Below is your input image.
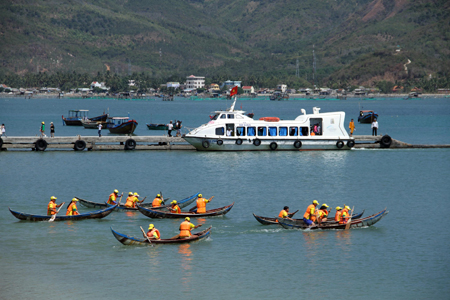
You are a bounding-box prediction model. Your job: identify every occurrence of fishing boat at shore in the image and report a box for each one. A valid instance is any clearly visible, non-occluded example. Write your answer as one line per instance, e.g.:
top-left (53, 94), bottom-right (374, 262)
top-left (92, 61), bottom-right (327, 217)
top-left (107, 117), bottom-right (138, 134)
top-left (184, 97), bottom-right (355, 151)
top-left (277, 209), bottom-right (388, 230)
top-left (146, 123), bottom-right (168, 130)
top-left (8, 204), bottom-right (117, 221)
top-left (252, 210), bottom-right (365, 225)
top-left (62, 110), bottom-right (108, 126)
top-left (111, 226), bottom-right (212, 245)
top-left (136, 203), bottom-right (234, 219)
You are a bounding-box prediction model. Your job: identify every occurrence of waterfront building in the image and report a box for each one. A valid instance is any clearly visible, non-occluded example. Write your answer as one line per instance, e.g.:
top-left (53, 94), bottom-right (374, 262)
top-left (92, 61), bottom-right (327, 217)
top-left (185, 75), bottom-right (205, 89)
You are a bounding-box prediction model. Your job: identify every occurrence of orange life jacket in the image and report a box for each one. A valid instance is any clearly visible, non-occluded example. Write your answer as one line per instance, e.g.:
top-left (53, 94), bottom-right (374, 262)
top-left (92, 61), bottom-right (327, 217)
top-left (152, 198), bottom-right (162, 207)
top-left (147, 229), bottom-right (161, 240)
top-left (125, 196), bottom-right (135, 208)
top-left (47, 201), bottom-right (56, 215)
top-left (179, 221), bottom-right (192, 237)
top-left (196, 198), bottom-right (208, 213)
top-left (335, 211), bottom-right (342, 222)
top-left (319, 209), bottom-right (328, 219)
top-left (171, 205), bottom-right (181, 214)
top-left (303, 204), bottom-right (316, 220)
top-left (66, 202), bottom-right (79, 216)
top-left (339, 209), bottom-right (349, 224)
top-left (107, 193), bottom-right (117, 204)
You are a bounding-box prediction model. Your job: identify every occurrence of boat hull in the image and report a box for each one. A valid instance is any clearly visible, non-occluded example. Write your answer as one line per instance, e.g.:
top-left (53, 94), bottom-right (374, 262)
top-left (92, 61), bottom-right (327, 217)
top-left (62, 118), bottom-right (83, 126)
top-left (111, 226), bottom-right (212, 245)
top-left (9, 205), bottom-right (117, 221)
top-left (184, 136), bottom-right (354, 151)
top-left (108, 121), bottom-right (138, 134)
top-left (137, 203), bottom-right (234, 219)
top-left (253, 210), bottom-right (365, 225)
top-left (146, 123), bottom-right (168, 130)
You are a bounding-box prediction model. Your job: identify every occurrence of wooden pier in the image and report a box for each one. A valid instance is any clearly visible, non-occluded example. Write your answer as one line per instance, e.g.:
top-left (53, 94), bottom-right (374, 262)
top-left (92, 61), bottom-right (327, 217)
top-left (0, 135), bottom-right (448, 151)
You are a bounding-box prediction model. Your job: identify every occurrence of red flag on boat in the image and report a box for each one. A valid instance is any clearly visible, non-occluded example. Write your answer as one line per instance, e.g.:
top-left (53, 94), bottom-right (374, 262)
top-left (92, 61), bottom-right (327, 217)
top-left (230, 86), bottom-right (238, 97)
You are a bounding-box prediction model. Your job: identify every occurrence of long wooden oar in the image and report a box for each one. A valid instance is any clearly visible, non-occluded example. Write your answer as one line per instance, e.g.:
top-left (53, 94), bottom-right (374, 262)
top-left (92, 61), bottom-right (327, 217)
top-left (140, 226), bottom-right (154, 247)
top-left (189, 196), bottom-right (214, 212)
top-left (288, 210), bottom-right (299, 218)
top-left (49, 202), bottom-right (65, 222)
top-left (345, 206), bottom-right (355, 230)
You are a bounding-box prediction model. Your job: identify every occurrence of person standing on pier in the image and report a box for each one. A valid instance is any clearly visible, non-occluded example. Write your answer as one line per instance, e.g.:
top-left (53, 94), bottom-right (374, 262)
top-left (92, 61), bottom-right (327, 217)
top-left (50, 122), bottom-right (55, 138)
top-left (349, 119), bottom-right (355, 137)
top-left (98, 122), bottom-right (102, 137)
top-left (40, 122), bottom-right (45, 137)
top-left (176, 120), bottom-right (182, 137)
top-left (371, 118), bottom-right (378, 136)
top-left (1, 124), bottom-right (6, 137)
top-left (167, 120), bottom-right (173, 137)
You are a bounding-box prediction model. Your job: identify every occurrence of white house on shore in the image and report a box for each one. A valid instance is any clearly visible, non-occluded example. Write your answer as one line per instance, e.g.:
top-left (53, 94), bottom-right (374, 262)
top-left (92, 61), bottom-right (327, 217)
top-left (185, 75), bottom-right (205, 89)
top-left (242, 86), bottom-right (255, 94)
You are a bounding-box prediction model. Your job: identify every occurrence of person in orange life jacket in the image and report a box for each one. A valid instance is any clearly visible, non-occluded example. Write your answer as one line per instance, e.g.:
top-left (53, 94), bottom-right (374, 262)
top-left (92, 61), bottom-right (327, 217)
top-left (179, 217), bottom-right (202, 238)
top-left (107, 189), bottom-right (122, 205)
top-left (152, 194), bottom-right (163, 207)
top-left (124, 192), bottom-right (141, 208)
top-left (335, 206), bottom-right (343, 222)
top-left (169, 200), bottom-right (181, 214)
top-left (196, 194), bottom-right (211, 213)
top-left (47, 196), bottom-right (63, 215)
top-left (303, 200), bottom-right (319, 226)
top-left (131, 193), bottom-right (144, 208)
top-left (339, 206), bottom-right (351, 224)
top-left (317, 204), bottom-right (330, 225)
top-left (66, 198), bottom-right (80, 216)
top-left (146, 224), bottom-right (160, 240)
top-left (276, 206), bottom-right (293, 222)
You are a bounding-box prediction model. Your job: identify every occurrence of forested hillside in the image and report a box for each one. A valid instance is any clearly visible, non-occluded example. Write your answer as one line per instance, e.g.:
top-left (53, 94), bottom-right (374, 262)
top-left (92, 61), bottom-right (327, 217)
top-left (0, 0), bottom-right (449, 88)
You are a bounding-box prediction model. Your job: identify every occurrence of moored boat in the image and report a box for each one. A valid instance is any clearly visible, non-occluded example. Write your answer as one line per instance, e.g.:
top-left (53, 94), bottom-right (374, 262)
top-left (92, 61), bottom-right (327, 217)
top-left (277, 209), bottom-right (388, 230)
top-left (137, 203), bottom-right (234, 219)
top-left (252, 210), bottom-right (365, 225)
top-left (8, 204), bottom-right (117, 221)
top-left (184, 97), bottom-right (355, 151)
top-left (111, 226), bottom-right (212, 245)
top-left (107, 117), bottom-right (138, 134)
top-left (358, 110), bottom-right (378, 123)
top-left (146, 123), bottom-right (169, 130)
top-left (62, 110), bottom-right (108, 126)
top-left (81, 119), bottom-right (109, 129)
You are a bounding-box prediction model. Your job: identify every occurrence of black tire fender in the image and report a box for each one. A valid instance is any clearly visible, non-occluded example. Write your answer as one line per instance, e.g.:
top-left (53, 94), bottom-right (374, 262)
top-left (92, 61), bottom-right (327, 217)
top-left (0, 137), bottom-right (3, 149)
top-left (270, 142), bottom-right (278, 150)
top-left (380, 135), bottom-right (392, 148)
top-left (253, 139), bottom-right (261, 146)
top-left (217, 139), bottom-right (223, 146)
top-left (125, 138), bottom-right (136, 150)
top-left (236, 138), bottom-right (243, 145)
top-left (202, 140), bottom-right (210, 149)
top-left (294, 140), bottom-right (302, 149)
top-left (336, 141), bottom-right (344, 149)
top-left (35, 139), bottom-right (48, 151)
top-left (74, 140), bottom-right (86, 151)
top-left (347, 140), bottom-right (355, 148)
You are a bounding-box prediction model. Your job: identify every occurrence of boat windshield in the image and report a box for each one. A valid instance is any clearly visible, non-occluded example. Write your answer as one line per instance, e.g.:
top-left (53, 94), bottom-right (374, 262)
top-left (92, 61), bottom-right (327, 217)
top-left (211, 113), bottom-right (220, 120)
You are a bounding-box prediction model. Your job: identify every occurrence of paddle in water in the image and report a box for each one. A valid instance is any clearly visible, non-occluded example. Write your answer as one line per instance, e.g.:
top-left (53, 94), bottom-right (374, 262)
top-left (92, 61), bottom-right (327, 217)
top-left (140, 226), bottom-right (154, 247)
top-left (49, 202), bottom-right (65, 222)
top-left (345, 206), bottom-right (355, 230)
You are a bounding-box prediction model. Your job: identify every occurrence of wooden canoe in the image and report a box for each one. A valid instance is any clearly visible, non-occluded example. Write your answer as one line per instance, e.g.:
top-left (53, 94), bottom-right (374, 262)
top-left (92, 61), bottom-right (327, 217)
top-left (137, 203), bottom-right (234, 219)
top-left (277, 209), bottom-right (388, 230)
top-left (77, 193), bottom-right (197, 211)
top-left (252, 210), bottom-right (365, 225)
top-left (9, 204), bottom-right (117, 222)
top-left (111, 226), bottom-right (212, 245)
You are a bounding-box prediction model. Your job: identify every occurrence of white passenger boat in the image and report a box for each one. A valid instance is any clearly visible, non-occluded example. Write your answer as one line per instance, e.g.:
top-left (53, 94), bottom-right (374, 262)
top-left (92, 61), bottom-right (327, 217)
top-left (184, 97), bottom-right (355, 151)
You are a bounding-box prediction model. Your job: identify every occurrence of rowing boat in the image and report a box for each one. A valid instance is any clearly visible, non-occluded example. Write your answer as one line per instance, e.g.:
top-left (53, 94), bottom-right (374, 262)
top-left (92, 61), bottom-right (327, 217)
top-left (137, 203), bottom-right (234, 219)
top-left (277, 209), bottom-right (388, 230)
top-left (8, 204), bottom-right (117, 222)
top-left (111, 226), bottom-right (212, 245)
top-left (76, 193), bottom-right (197, 211)
top-left (252, 210), bottom-right (365, 225)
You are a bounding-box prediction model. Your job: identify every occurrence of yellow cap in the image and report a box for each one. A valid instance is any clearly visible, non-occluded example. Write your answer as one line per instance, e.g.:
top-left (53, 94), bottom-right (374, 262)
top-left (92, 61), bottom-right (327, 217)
top-left (129, 192), bottom-right (133, 195)
top-left (198, 194), bottom-right (202, 198)
top-left (134, 193), bottom-right (139, 197)
top-left (157, 194), bottom-right (161, 198)
top-left (185, 217), bottom-right (190, 221)
top-left (322, 203), bottom-right (329, 208)
top-left (114, 189), bottom-right (119, 194)
top-left (72, 198), bottom-right (78, 202)
top-left (345, 206), bottom-right (351, 210)
top-left (42, 122), bottom-right (45, 124)
top-left (335, 206), bottom-right (342, 211)
top-left (148, 224), bottom-right (154, 230)
top-left (171, 200), bottom-right (177, 204)
top-left (50, 196), bottom-right (57, 200)
top-left (313, 200), bottom-right (319, 205)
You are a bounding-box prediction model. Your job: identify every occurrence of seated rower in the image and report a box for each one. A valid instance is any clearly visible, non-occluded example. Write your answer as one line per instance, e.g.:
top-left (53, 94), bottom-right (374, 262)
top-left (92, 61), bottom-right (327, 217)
top-left (303, 200), bottom-right (319, 227)
top-left (146, 224), bottom-right (160, 240)
top-left (152, 194), bottom-right (163, 207)
top-left (317, 204), bottom-right (330, 225)
top-left (66, 198), bottom-right (80, 216)
top-left (339, 205), bottom-right (351, 224)
top-left (124, 192), bottom-right (135, 208)
top-left (179, 217), bottom-right (202, 239)
top-left (196, 193), bottom-right (211, 213)
top-left (169, 200), bottom-right (181, 214)
top-left (276, 206), bottom-right (293, 222)
top-left (335, 206), bottom-right (343, 222)
top-left (107, 189), bottom-right (122, 205)
top-left (47, 196), bottom-right (63, 216)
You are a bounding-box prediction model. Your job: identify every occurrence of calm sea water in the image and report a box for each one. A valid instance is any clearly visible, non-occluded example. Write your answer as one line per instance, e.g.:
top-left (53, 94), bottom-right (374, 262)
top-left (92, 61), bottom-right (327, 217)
top-left (1, 97), bottom-right (449, 300)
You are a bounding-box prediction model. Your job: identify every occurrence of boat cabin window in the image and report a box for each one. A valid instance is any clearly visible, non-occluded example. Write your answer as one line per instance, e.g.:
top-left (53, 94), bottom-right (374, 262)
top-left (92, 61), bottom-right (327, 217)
top-left (310, 118), bottom-right (322, 136)
top-left (300, 127), bottom-right (309, 136)
top-left (279, 127), bottom-right (287, 136)
top-left (269, 127), bottom-right (277, 136)
top-left (289, 127), bottom-right (298, 136)
top-left (247, 127), bottom-right (256, 136)
top-left (220, 114), bottom-right (226, 119)
top-left (236, 127), bottom-right (245, 136)
top-left (226, 124), bottom-right (235, 136)
top-left (227, 114), bottom-right (234, 119)
top-left (258, 127), bottom-right (267, 136)
top-left (215, 127), bottom-right (224, 135)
